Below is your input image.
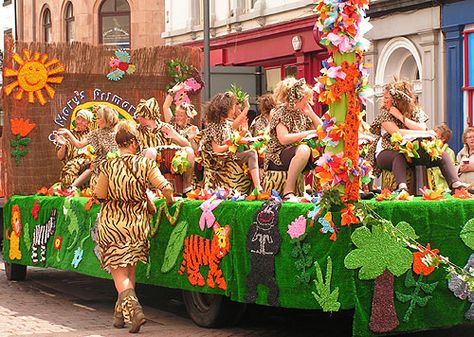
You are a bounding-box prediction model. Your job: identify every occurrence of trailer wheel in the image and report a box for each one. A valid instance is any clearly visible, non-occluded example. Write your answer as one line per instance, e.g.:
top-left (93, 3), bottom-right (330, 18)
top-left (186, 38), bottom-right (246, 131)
top-left (4, 262), bottom-right (27, 281)
top-left (182, 290), bottom-right (246, 328)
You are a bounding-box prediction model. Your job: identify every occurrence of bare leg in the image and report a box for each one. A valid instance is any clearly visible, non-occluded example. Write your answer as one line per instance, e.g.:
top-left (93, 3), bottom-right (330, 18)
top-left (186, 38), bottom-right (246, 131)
top-left (142, 147), bottom-right (157, 161)
top-left (71, 168), bottom-right (92, 189)
top-left (283, 145), bottom-right (311, 195)
top-left (183, 147), bottom-right (195, 192)
top-left (128, 265), bottom-right (136, 289)
top-left (110, 266), bottom-right (134, 293)
top-left (249, 168), bottom-right (262, 191)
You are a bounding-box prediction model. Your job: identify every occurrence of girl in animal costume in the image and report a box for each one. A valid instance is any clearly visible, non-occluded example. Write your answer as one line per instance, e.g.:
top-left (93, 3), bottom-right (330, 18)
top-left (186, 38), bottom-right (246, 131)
top-left (202, 92), bottom-right (263, 191)
top-left (367, 79), bottom-right (466, 193)
top-left (264, 78), bottom-right (322, 200)
top-left (94, 120), bottom-right (174, 333)
top-left (57, 105), bottom-right (119, 189)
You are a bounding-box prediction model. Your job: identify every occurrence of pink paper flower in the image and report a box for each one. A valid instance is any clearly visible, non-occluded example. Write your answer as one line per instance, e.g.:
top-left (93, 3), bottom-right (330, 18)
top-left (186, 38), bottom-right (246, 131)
top-left (287, 215), bottom-right (307, 239)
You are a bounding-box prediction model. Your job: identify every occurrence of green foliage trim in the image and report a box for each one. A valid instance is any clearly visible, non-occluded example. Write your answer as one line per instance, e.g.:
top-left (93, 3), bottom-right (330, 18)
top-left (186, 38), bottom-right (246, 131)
top-left (312, 256), bottom-right (341, 312)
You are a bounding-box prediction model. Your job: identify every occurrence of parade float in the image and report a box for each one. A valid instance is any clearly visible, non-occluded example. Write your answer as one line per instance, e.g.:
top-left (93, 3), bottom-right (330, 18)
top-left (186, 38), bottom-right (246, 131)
top-left (2, 1), bottom-right (474, 336)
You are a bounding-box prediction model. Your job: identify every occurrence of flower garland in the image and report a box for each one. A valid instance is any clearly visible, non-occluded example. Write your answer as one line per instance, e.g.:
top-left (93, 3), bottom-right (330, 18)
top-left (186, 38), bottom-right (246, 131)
top-left (314, 0), bottom-right (373, 204)
top-left (315, 0), bottom-right (372, 54)
top-left (390, 132), bottom-right (447, 162)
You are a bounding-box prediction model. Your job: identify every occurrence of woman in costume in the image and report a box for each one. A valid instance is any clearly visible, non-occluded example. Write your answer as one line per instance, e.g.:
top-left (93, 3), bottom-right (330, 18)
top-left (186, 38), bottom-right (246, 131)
top-left (264, 77), bottom-right (322, 200)
top-left (135, 97), bottom-right (195, 194)
top-left (456, 127), bottom-right (474, 186)
top-left (368, 79), bottom-right (466, 193)
top-left (54, 109), bottom-right (93, 188)
top-left (57, 105), bottom-right (119, 189)
top-left (94, 120), bottom-right (174, 333)
top-left (163, 88), bottom-right (200, 149)
top-left (202, 92), bottom-right (262, 191)
top-left (249, 93), bottom-right (276, 137)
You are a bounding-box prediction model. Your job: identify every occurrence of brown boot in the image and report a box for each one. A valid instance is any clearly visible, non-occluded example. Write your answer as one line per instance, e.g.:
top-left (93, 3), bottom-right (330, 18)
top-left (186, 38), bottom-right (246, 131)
top-left (120, 288), bottom-right (146, 333)
top-left (113, 297), bottom-right (125, 328)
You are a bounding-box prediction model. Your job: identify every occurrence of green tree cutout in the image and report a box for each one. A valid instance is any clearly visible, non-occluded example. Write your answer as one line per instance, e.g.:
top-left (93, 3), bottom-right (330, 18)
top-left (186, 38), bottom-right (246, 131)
top-left (312, 256), bottom-right (340, 312)
top-left (344, 225), bottom-right (413, 333)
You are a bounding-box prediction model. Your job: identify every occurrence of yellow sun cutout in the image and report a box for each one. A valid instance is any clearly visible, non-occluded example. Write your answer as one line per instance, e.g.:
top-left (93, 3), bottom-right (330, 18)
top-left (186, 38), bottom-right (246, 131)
top-left (3, 49), bottom-right (65, 106)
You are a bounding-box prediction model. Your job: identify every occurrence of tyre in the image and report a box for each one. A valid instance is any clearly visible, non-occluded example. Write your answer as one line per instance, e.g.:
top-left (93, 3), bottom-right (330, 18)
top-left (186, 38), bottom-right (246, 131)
top-left (182, 290), bottom-right (246, 328)
top-left (4, 262), bottom-right (27, 281)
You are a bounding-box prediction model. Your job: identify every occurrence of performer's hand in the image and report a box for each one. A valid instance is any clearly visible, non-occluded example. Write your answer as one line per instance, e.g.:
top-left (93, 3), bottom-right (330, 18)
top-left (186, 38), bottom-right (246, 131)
top-left (243, 95), bottom-right (250, 110)
top-left (54, 133), bottom-right (67, 146)
top-left (188, 126), bottom-right (199, 140)
top-left (460, 164), bottom-right (474, 173)
top-left (56, 128), bottom-right (70, 137)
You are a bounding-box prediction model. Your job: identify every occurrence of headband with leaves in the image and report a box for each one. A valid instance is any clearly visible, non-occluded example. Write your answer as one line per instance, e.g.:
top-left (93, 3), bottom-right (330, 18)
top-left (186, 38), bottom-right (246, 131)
top-left (289, 78), bottom-right (307, 109)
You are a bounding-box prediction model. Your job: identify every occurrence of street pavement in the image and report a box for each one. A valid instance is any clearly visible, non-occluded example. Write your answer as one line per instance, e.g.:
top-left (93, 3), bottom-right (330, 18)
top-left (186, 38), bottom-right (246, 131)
top-left (0, 255), bottom-right (473, 337)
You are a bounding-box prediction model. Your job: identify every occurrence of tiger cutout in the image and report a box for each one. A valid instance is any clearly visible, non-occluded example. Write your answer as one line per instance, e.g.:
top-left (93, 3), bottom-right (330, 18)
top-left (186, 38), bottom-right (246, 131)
top-left (178, 222), bottom-right (231, 290)
top-left (7, 205), bottom-right (22, 260)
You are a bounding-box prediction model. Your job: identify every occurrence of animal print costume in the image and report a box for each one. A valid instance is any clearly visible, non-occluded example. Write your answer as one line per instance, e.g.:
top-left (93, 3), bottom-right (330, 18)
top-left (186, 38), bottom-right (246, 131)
top-left (58, 129), bottom-right (90, 187)
top-left (95, 154), bottom-right (170, 269)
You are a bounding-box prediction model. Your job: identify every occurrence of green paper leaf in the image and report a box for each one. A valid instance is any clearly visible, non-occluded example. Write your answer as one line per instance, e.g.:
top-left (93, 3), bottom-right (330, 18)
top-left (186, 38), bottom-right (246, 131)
top-left (460, 218), bottom-right (474, 250)
top-left (291, 246), bottom-right (299, 258)
top-left (18, 137), bottom-right (31, 146)
top-left (396, 221), bottom-right (419, 241)
top-left (23, 222), bottom-right (31, 249)
top-left (420, 281), bottom-right (438, 294)
top-left (396, 291), bottom-right (412, 303)
top-left (312, 257), bottom-right (341, 312)
top-left (161, 220), bottom-right (189, 273)
top-left (414, 295), bottom-right (431, 307)
top-left (302, 243), bottom-right (311, 254)
top-left (405, 271), bottom-right (416, 288)
top-left (10, 138), bottom-right (19, 147)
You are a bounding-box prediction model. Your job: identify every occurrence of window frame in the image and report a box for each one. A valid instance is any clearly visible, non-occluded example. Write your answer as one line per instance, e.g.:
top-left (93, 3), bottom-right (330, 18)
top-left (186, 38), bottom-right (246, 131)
top-left (42, 7), bottom-right (52, 43)
top-left (99, 0), bottom-right (131, 49)
top-left (463, 29), bottom-right (474, 126)
top-left (65, 1), bottom-right (74, 43)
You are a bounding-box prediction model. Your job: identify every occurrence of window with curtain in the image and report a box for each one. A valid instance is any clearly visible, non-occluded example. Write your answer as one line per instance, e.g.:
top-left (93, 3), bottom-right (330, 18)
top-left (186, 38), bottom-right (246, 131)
top-left (43, 8), bottom-right (52, 43)
top-left (99, 0), bottom-right (131, 49)
top-left (65, 2), bottom-right (75, 43)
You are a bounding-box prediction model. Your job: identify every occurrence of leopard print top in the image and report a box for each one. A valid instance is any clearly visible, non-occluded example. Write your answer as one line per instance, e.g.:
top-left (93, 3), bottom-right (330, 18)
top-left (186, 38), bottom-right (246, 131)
top-left (264, 105), bottom-right (313, 169)
top-left (367, 107), bottom-right (429, 177)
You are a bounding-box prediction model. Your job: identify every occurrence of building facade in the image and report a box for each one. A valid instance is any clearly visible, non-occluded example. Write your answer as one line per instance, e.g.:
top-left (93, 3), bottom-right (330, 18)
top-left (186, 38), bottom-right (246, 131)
top-left (366, 1), bottom-right (444, 130)
top-left (16, 0), bottom-right (165, 48)
top-left (442, 0), bottom-right (474, 152)
top-left (1, 0), bottom-right (15, 86)
top-left (163, 1), bottom-right (446, 135)
top-left (163, 0), bottom-right (326, 93)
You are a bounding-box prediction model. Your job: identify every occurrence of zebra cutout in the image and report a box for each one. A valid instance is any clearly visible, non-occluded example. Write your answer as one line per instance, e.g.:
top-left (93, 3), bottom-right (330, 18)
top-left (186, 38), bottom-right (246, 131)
top-left (31, 208), bottom-right (57, 264)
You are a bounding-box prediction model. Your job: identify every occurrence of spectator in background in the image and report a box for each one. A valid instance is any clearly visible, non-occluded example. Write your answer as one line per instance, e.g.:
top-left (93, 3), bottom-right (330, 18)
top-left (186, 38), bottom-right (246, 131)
top-left (428, 123), bottom-right (456, 191)
top-left (456, 127), bottom-right (474, 186)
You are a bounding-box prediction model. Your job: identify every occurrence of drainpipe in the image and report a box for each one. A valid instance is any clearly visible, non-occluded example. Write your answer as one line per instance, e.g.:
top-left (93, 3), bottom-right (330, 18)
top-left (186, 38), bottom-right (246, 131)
top-left (32, 0), bottom-right (36, 42)
top-left (203, 0), bottom-right (210, 103)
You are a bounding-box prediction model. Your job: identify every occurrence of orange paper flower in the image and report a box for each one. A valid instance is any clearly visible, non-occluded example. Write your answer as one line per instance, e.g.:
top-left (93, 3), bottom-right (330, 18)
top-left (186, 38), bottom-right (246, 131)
top-left (413, 244), bottom-right (440, 276)
top-left (341, 203), bottom-right (359, 226)
top-left (11, 118), bottom-right (36, 137)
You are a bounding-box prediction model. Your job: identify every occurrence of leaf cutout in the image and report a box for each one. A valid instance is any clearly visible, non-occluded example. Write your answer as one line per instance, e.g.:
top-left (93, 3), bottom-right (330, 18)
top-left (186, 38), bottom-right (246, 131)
top-left (161, 220), bottom-right (188, 273)
top-left (460, 218), bottom-right (474, 250)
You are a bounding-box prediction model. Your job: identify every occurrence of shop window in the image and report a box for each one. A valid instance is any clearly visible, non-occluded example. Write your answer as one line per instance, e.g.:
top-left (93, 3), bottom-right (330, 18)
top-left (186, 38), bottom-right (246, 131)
top-left (99, 0), bottom-right (131, 49)
top-left (65, 2), bottom-right (74, 43)
top-left (285, 65), bottom-right (298, 78)
top-left (464, 30), bottom-right (474, 125)
top-left (265, 67), bottom-right (281, 92)
top-left (42, 8), bottom-right (52, 43)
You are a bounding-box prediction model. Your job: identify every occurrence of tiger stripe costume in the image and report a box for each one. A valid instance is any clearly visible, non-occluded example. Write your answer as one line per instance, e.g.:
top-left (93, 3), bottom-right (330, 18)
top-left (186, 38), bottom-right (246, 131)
top-left (58, 130), bottom-right (90, 187)
top-left (178, 223), bottom-right (230, 290)
top-left (200, 122), bottom-right (252, 194)
top-left (95, 154), bottom-right (169, 269)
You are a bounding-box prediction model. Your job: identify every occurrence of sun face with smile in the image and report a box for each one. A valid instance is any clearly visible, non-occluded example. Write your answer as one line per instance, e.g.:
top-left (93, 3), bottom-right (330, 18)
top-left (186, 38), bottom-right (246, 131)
top-left (4, 49), bottom-right (65, 106)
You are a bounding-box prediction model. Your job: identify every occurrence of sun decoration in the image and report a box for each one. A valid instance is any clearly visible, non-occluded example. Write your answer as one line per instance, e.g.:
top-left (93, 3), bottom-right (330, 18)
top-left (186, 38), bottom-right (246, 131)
top-left (3, 49), bottom-right (65, 106)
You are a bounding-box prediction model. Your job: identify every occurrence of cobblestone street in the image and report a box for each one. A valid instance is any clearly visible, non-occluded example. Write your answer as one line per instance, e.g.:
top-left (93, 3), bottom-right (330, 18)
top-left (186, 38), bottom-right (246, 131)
top-left (0, 256), bottom-right (473, 337)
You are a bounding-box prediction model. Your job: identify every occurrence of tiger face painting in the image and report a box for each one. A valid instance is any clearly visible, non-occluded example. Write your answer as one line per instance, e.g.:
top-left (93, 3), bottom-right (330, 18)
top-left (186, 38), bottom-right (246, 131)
top-left (178, 222), bottom-right (231, 290)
